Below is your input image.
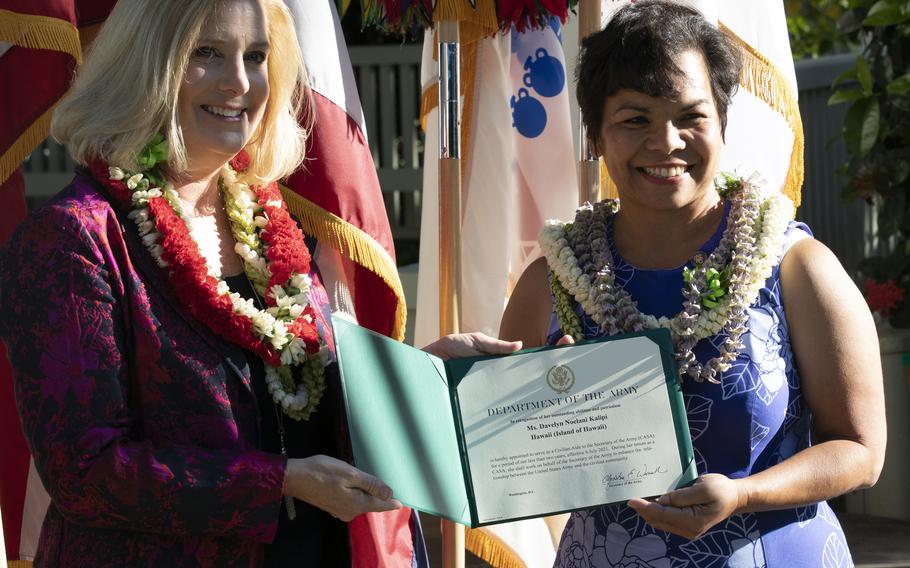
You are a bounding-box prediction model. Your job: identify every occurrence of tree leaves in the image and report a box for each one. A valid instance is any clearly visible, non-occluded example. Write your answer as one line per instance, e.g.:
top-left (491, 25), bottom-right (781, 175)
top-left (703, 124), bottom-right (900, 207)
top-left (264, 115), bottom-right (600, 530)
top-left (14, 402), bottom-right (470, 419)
top-left (863, 0), bottom-right (910, 26)
top-left (828, 0), bottom-right (910, 328)
top-left (843, 97), bottom-right (880, 156)
top-left (828, 88), bottom-right (865, 105)
top-left (786, 0), bottom-right (856, 59)
top-left (855, 55), bottom-right (873, 94)
top-left (888, 73), bottom-right (910, 95)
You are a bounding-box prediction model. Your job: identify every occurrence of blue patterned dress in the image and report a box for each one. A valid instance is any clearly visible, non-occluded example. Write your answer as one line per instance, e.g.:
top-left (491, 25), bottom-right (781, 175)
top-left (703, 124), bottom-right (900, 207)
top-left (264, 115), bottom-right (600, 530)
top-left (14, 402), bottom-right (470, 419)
top-left (549, 210), bottom-right (854, 568)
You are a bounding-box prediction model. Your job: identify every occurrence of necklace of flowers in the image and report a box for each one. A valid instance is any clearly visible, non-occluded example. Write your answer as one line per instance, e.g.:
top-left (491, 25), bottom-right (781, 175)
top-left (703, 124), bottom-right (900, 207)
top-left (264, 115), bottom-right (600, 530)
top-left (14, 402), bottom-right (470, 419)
top-left (540, 174), bottom-right (794, 383)
top-left (92, 136), bottom-right (326, 420)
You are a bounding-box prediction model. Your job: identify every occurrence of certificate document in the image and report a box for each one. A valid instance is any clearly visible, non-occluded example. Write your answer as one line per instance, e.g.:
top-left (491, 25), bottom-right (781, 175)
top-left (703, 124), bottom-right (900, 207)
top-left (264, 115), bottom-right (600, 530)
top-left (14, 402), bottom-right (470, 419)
top-left (333, 317), bottom-right (696, 528)
top-left (454, 336), bottom-right (695, 524)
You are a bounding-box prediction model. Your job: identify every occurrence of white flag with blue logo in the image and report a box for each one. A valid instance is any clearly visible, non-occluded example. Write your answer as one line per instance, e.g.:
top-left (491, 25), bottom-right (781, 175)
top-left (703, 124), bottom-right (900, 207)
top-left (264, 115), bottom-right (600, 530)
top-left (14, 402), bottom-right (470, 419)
top-left (416, 19), bottom-right (577, 346)
top-left (508, 19), bottom-right (578, 291)
top-left (415, 17), bottom-right (577, 568)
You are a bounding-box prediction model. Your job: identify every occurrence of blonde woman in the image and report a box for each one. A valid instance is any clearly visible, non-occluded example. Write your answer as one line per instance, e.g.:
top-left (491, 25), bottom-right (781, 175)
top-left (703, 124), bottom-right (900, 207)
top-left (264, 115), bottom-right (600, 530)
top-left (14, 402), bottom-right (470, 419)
top-left (0, 0), bottom-right (515, 565)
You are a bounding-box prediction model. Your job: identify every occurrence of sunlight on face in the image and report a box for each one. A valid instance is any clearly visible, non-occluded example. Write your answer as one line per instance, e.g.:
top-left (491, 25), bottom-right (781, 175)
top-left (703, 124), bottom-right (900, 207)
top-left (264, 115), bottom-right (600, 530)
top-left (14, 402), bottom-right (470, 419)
top-left (597, 50), bottom-right (724, 214)
top-left (178, 0), bottom-right (270, 175)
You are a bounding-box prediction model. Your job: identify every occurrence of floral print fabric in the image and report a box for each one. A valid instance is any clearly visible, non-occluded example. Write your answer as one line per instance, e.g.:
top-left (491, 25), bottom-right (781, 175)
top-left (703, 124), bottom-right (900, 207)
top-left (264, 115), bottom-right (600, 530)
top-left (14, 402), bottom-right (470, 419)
top-left (0, 172), bottom-right (290, 567)
top-left (549, 216), bottom-right (854, 568)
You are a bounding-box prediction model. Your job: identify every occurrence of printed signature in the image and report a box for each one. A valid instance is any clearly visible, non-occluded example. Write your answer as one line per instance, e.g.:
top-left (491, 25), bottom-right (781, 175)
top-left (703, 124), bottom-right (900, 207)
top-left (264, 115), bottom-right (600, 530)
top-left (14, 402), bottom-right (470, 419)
top-left (601, 464), bottom-right (668, 485)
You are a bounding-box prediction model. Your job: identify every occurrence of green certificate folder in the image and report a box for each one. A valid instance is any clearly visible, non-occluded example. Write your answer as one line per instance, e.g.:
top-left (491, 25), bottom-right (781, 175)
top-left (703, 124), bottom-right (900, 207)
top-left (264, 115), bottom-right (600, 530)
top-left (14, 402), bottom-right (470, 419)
top-left (332, 316), bottom-right (696, 528)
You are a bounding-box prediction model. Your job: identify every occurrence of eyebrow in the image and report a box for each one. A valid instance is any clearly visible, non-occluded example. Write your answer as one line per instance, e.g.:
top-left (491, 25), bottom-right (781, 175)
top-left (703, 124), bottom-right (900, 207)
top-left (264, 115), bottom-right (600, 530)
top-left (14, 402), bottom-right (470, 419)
top-left (197, 38), bottom-right (270, 50)
top-left (613, 98), bottom-right (713, 114)
top-left (680, 99), bottom-right (713, 110)
top-left (614, 103), bottom-right (651, 114)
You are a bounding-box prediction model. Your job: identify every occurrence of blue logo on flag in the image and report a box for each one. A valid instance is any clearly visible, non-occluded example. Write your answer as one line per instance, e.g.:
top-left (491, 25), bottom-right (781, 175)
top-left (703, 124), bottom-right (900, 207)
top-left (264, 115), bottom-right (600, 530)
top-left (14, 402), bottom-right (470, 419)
top-left (510, 19), bottom-right (566, 139)
top-left (511, 88), bottom-right (547, 138)
top-left (522, 48), bottom-right (565, 98)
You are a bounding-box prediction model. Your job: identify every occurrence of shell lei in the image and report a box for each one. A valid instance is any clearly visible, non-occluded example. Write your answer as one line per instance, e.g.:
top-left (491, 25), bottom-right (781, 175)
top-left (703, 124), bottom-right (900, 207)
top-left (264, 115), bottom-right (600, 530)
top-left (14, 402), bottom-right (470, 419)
top-left (99, 153), bottom-right (327, 420)
top-left (540, 176), bottom-right (794, 383)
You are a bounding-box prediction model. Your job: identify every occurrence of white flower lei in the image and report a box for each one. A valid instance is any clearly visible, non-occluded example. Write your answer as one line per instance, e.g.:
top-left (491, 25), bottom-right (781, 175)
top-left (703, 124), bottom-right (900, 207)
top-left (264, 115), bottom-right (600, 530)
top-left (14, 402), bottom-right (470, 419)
top-left (110, 164), bottom-right (328, 419)
top-left (540, 176), bottom-right (794, 383)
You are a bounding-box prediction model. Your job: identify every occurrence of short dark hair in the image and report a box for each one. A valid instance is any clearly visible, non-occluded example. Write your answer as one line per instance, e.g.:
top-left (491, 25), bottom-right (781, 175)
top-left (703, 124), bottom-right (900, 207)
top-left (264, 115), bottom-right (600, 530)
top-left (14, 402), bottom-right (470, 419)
top-left (576, 0), bottom-right (741, 145)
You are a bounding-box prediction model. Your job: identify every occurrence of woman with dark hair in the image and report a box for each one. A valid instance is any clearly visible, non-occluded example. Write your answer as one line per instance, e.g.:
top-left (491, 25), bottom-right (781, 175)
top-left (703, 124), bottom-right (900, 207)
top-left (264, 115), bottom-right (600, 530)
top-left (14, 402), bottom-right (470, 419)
top-left (502, 1), bottom-right (885, 565)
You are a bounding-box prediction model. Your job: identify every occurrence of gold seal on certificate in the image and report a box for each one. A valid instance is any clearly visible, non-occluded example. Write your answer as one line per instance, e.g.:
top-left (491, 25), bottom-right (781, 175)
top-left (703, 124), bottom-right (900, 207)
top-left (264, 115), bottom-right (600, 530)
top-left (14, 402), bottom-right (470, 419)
top-left (333, 316), bottom-right (696, 528)
top-left (546, 364), bottom-right (575, 394)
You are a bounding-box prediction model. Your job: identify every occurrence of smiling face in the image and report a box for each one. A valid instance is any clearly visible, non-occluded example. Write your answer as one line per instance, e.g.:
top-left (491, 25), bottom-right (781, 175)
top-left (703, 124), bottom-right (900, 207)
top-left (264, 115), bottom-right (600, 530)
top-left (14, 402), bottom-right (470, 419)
top-left (177, 0), bottom-right (270, 176)
top-left (596, 50), bottom-right (724, 214)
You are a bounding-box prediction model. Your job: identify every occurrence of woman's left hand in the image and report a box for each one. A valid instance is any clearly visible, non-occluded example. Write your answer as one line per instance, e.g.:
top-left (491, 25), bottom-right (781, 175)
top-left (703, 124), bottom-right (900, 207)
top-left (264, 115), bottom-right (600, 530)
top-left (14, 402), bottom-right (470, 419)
top-left (422, 332), bottom-right (522, 360)
top-left (627, 474), bottom-right (744, 540)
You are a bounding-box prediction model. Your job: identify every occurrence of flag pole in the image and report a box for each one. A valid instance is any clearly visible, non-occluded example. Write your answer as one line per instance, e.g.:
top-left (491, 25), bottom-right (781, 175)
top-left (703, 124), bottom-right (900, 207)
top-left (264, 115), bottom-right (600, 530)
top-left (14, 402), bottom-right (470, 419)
top-left (437, 18), bottom-right (466, 568)
top-left (577, 0), bottom-right (601, 205)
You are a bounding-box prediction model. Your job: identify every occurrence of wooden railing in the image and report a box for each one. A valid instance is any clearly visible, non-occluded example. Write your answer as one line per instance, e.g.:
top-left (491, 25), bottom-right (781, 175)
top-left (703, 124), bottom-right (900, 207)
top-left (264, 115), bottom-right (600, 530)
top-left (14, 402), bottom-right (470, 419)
top-left (350, 44), bottom-right (424, 264)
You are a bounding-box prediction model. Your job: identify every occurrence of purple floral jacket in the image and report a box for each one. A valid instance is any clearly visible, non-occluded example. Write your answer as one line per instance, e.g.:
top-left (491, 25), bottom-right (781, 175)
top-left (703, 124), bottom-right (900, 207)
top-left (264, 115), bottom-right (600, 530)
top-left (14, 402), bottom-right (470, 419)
top-left (0, 171), bottom-right (288, 567)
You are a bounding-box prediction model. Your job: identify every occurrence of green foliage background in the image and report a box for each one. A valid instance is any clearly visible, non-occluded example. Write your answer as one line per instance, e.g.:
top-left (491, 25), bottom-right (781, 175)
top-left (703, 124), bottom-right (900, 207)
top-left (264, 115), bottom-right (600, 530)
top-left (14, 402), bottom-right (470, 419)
top-left (791, 0), bottom-right (910, 324)
top-left (785, 0), bottom-right (856, 58)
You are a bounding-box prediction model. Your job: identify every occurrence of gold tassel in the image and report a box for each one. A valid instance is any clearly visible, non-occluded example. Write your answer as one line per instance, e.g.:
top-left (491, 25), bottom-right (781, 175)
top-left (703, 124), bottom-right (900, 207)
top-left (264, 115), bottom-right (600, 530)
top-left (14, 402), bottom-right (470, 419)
top-left (0, 9), bottom-right (83, 186)
top-left (0, 103), bottom-right (55, 187)
top-left (465, 527), bottom-right (528, 568)
top-left (9, 561), bottom-right (34, 568)
top-left (471, 0), bottom-right (498, 33)
top-left (0, 9), bottom-right (82, 64)
top-left (719, 22), bottom-right (804, 209)
top-left (279, 187), bottom-right (407, 342)
top-left (457, 17), bottom-right (498, 44)
top-left (433, 0), bottom-right (497, 34)
top-left (432, 0), bottom-right (461, 22)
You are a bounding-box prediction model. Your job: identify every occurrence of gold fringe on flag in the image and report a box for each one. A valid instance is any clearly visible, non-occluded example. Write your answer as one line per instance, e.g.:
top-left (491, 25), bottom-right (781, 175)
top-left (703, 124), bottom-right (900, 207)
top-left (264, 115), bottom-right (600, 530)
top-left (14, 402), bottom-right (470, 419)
top-left (466, 527), bottom-right (528, 568)
top-left (279, 186), bottom-right (407, 342)
top-left (0, 9), bottom-right (82, 186)
top-left (0, 9), bottom-right (81, 64)
top-left (719, 22), bottom-right (804, 209)
top-left (9, 561), bottom-right (33, 568)
top-left (433, 0), bottom-right (498, 36)
top-left (0, 103), bottom-right (55, 188)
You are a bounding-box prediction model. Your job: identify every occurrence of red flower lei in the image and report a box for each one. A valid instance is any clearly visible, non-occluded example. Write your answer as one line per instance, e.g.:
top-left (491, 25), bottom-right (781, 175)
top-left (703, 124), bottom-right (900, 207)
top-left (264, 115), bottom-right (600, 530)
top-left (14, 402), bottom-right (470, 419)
top-left (89, 156), bottom-right (321, 367)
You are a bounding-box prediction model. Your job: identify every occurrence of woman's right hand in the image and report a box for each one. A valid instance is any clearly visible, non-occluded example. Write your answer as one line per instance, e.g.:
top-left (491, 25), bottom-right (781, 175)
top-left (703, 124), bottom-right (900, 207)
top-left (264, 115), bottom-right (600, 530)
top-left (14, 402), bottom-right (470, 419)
top-left (284, 455), bottom-right (401, 521)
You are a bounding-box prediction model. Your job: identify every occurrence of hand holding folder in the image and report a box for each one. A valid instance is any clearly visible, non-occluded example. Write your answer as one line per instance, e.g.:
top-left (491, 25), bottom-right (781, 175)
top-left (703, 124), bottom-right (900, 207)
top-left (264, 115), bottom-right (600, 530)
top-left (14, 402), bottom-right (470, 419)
top-left (333, 316), bottom-right (696, 528)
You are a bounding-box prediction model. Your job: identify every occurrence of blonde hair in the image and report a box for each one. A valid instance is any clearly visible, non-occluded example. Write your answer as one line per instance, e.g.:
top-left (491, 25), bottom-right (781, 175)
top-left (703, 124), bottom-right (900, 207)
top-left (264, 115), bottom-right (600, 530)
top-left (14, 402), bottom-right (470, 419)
top-left (51, 0), bottom-right (310, 184)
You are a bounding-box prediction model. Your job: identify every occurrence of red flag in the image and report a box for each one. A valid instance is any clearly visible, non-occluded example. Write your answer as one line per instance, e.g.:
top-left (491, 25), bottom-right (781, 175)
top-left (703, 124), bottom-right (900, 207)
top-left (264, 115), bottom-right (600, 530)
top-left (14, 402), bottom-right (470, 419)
top-left (0, 2), bottom-right (115, 561)
top-left (0, 172), bottom-right (29, 562)
top-left (284, 92), bottom-right (405, 340)
top-left (280, 1), bottom-right (413, 565)
top-left (279, 1), bottom-right (406, 341)
top-left (0, 4), bottom-right (81, 561)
